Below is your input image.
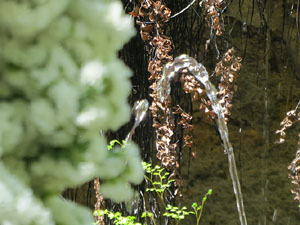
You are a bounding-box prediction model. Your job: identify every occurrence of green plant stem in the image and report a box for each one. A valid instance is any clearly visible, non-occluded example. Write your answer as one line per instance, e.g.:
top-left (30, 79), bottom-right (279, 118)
top-left (144, 174), bottom-right (174, 225)
top-left (193, 191), bottom-right (211, 225)
top-left (197, 203), bottom-right (204, 225)
top-left (149, 214), bottom-right (157, 225)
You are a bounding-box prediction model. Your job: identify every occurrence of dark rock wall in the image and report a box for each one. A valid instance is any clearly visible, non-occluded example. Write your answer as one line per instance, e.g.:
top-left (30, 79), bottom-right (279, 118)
top-left (179, 1), bottom-right (300, 224)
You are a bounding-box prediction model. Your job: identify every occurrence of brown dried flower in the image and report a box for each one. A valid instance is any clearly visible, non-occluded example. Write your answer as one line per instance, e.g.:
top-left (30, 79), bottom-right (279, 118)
top-left (174, 105), bottom-right (194, 149)
top-left (276, 101), bottom-right (300, 204)
top-left (215, 48), bottom-right (242, 123)
top-left (201, 0), bottom-right (224, 35)
top-left (288, 134), bottom-right (300, 202)
top-left (134, 0), bottom-right (177, 170)
top-left (276, 103), bottom-right (300, 144)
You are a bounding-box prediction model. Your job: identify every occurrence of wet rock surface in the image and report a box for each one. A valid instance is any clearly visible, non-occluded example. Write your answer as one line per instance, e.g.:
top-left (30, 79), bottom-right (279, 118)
top-left (179, 7), bottom-right (300, 223)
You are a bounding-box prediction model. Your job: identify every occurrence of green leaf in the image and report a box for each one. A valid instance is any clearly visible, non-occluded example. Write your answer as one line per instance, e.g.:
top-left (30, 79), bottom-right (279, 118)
top-left (152, 181), bottom-right (161, 185)
top-left (107, 139), bottom-right (123, 150)
top-left (172, 215), bottom-right (178, 219)
top-left (208, 189), bottom-right (213, 195)
top-left (166, 204), bottom-right (172, 209)
top-left (146, 188), bottom-right (156, 192)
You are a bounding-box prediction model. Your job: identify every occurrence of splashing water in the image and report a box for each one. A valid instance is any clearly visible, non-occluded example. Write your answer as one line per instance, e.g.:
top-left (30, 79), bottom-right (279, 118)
top-left (157, 55), bottom-right (248, 225)
top-left (125, 99), bottom-right (149, 142)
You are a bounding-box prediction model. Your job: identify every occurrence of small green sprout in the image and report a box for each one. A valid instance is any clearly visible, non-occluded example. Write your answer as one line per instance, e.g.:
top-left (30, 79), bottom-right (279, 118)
top-left (142, 212), bottom-right (156, 225)
top-left (163, 204), bottom-right (194, 225)
top-left (94, 209), bottom-right (141, 225)
top-left (191, 189), bottom-right (213, 225)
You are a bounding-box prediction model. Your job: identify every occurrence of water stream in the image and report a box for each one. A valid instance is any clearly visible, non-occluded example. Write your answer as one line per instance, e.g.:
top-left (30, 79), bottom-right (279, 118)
top-left (125, 99), bottom-right (149, 214)
top-left (125, 99), bottom-right (149, 142)
top-left (157, 55), bottom-right (248, 225)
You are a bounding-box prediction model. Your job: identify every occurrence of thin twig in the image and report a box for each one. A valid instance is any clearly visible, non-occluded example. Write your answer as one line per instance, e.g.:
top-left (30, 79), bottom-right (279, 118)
top-left (170, 0), bottom-right (197, 19)
top-left (295, 100), bottom-right (300, 111)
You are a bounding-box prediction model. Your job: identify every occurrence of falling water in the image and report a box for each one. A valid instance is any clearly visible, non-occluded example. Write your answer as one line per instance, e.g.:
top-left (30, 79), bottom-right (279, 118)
top-left (157, 55), bottom-right (248, 225)
top-left (125, 99), bottom-right (149, 142)
top-left (125, 99), bottom-right (149, 214)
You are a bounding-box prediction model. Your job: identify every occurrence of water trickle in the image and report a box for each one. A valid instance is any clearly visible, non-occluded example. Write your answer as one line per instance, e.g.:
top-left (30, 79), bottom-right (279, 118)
top-left (125, 99), bottom-right (149, 142)
top-left (125, 99), bottom-right (149, 214)
top-left (157, 55), bottom-right (248, 225)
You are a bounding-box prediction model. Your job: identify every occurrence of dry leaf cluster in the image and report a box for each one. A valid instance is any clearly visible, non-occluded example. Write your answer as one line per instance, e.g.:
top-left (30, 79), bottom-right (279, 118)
top-left (276, 109), bottom-right (300, 144)
top-left (288, 134), bottom-right (300, 202)
top-left (181, 72), bottom-right (206, 102)
top-left (215, 48), bottom-right (242, 123)
top-left (174, 105), bottom-right (194, 149)
top-left (276, 103), bottom-right (300, 203)
top-left (181, 48), bottom-right (241, 124)
top-left (181, 71), bottom-right (215, 120)
top-left (131, 0), bottom-right (177, 170)
top-left (200, 0), bottom-right (224, 35)
top-left (180, 73), bottom-right (206, 151)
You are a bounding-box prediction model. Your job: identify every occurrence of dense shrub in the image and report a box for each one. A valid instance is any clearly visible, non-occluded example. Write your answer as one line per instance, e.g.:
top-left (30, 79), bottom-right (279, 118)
top-left (0, 0), bottom-right (143, 224)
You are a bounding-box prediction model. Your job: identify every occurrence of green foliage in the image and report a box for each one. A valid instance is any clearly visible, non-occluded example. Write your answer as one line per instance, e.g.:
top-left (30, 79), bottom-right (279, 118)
top-left (163, 204), bottom-right (194, 225)
top-left (142, 162), bottom-right (175, 197)
top-left (141, 212), bottom-right (156, 225)
top-left (191, 189), bottom-right (213, 225)
top-left (95, 160), bottom-right (212, 225)
top-left (0, 0), bottom-right (140, 224)
top-left (94, 210), bottom-right (141, 225)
